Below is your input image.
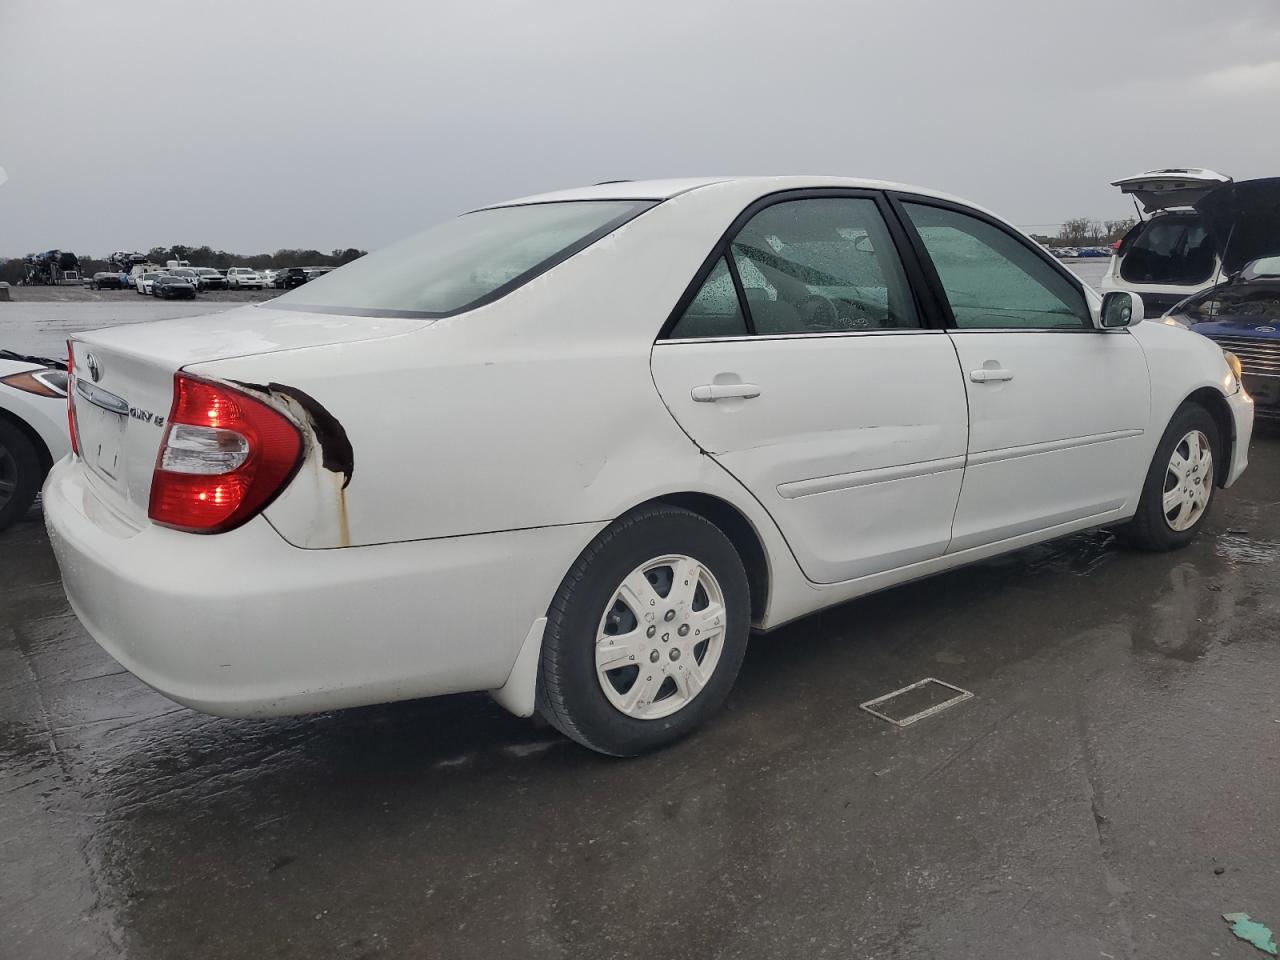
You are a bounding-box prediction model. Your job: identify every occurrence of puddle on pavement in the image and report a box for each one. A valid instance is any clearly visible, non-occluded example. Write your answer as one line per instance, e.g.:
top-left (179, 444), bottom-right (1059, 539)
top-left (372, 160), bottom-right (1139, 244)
top-left (1215, 532), bottom-right (1280, 565)
top-left (980, 529), bottom-right (1117, 579)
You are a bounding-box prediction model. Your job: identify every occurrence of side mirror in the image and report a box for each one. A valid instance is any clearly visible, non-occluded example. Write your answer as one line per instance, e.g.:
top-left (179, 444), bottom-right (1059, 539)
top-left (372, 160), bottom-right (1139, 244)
top-left (1099, 291), bottom-right (1145, 329)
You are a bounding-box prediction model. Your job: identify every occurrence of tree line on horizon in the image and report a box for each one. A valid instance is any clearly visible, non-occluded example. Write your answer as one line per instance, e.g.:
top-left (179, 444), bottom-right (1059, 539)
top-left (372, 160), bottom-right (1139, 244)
top-left (0, 244), bottom-right (368, 284)
top-left (1033, 217), bottom-right (1136, 248)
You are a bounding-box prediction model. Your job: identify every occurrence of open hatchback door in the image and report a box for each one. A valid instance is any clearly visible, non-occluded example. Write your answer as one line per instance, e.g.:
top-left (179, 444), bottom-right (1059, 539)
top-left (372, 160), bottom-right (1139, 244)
top-left (1110, 168), bottom-right (1232, 213)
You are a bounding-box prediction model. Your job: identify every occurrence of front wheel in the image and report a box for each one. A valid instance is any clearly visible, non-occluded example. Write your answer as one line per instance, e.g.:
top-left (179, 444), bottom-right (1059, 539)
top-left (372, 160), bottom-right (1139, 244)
top-left (537, 506), bottom-right (751, 756)
top-left (1118, 403), bottom-right (1220, 551)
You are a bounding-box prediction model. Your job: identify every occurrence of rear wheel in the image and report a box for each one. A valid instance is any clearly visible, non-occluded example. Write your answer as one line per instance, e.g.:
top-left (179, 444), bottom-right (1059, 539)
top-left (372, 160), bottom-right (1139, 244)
top-left (537, 506), bottom-right (751, 756)
top-left (0, 420), bottom-right (43, 532)
top-left (1119, 403), bottom-right (1219, 551)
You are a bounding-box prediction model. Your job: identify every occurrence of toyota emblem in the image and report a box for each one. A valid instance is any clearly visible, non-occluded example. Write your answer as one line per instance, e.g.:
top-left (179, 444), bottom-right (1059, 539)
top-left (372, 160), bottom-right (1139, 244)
top-left (85, 352), bottom-right (102, 383)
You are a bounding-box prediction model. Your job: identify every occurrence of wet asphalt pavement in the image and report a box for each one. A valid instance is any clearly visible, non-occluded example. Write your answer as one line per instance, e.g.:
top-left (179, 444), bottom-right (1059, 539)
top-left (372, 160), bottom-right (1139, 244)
top-left (3, 282), bottom-right (1279, 959)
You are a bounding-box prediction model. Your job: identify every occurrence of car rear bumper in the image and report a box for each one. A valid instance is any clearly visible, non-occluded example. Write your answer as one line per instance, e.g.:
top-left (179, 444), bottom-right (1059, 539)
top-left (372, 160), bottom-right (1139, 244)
top-left (44, 457), bottom-right (601, 718)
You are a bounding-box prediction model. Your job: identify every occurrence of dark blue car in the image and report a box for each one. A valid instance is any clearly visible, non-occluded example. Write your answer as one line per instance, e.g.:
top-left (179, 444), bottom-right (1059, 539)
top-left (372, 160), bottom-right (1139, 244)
top-left (1166, 179), bottom-right (1280, 419)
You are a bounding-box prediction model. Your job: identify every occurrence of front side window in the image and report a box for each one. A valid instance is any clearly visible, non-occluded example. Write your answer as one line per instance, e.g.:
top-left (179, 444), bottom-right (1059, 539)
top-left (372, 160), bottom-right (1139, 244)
top-left (272, 200), bottom-right (654, 317)
top-left (903, 202), bottom-right (1090, 329)
top-left (668, 257), bottom-right (748, 339)
top-left (728, 198), bottom-right (920, 335)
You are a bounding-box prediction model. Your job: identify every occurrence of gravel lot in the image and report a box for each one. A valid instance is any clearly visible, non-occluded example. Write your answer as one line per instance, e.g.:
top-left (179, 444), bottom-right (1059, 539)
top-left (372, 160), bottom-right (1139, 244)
top-left (3, 261), bottom-right (1277, 960)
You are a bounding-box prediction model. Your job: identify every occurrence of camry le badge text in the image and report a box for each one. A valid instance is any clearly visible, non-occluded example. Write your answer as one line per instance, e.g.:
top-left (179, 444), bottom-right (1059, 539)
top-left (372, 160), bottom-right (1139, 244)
top-left (129, 407), bottom-right (166, 427)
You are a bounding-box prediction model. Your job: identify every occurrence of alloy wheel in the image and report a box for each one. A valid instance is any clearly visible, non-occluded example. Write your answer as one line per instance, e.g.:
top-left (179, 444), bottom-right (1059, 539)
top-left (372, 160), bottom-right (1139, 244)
top-left (595, 554), bottom-right (726, 720)
top-left (1163, 429), bottom-right (1213, 531)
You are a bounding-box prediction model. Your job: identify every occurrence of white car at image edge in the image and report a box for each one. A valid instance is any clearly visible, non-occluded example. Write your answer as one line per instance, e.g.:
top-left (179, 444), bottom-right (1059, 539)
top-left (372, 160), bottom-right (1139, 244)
top-left (45, 176), bottom-right (1253, 756)
top-left (0, 351), bottom-right (71, 531)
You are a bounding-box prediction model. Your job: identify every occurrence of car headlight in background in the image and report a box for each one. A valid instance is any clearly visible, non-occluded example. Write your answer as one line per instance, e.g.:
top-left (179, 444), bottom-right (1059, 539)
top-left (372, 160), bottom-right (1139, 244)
top-left (0, 368), bottom-right (68, 398)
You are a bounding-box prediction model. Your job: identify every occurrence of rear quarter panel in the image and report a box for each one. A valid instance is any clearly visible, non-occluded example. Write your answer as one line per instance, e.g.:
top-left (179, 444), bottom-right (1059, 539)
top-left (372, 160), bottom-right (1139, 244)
top-left (187, 183), bottom-right (807, 627)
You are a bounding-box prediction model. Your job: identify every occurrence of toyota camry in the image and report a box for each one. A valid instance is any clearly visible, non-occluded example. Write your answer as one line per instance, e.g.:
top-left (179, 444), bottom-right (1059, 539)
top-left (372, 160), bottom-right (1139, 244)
top-left (45, 177), bottom-right (1254, 755)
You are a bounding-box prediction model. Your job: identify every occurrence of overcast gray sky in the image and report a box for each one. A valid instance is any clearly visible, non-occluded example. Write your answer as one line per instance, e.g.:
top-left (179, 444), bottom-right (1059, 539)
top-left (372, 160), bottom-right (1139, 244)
top-left (3, 0), bottom-right (1279, 256)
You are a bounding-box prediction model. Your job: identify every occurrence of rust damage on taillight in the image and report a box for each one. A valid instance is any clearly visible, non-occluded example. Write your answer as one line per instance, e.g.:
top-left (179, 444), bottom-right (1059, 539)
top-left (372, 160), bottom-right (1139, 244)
top-left (233, 380), bottom-right (355, 546)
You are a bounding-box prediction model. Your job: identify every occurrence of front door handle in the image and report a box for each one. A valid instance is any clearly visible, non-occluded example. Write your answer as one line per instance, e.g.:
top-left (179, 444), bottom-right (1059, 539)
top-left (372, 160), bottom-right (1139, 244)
top-left (691, 383), bottom-right (761, 402)
top-left (970, 368), bottom-right (1014, 383)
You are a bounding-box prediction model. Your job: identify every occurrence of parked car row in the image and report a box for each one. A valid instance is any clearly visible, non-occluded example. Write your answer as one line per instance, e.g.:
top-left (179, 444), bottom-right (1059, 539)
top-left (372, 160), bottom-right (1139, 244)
top-left (117, 265), bottom-right (331, 295)
top-left (1051, 246), bottom-right (1113, 259)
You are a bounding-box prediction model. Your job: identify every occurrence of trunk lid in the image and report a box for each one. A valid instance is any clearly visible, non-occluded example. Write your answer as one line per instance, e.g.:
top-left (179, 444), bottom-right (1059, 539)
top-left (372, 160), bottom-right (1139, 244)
top-left (69, 305), bottom-right (429, 524)
top-left (1111, 168), bottom-right (1231, 213)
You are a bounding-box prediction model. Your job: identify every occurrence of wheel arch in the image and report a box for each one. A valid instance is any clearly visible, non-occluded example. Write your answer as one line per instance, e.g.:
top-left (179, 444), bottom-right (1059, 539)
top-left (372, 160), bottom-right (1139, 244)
top-left (490, 489), bottom-right (774, 721)
top-left (642, 491), bottom-right (771, 626)
top-left (1181, 386), bottom-right (1235, 486)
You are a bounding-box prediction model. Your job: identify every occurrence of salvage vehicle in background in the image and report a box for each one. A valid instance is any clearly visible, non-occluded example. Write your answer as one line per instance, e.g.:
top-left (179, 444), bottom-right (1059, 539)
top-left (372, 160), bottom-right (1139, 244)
top-left (134, 271), bottom-right (164, 295)
top-left (271, 266), bottom-right (308, 289)
top-left (259, 269), bottom-right (278, 287)
top-left (169, 268), bottom-right (204, 288)
top-left (1164, 177), bottom-right (1280, 419)
top-left (88, 272), bottom-right (125, 290)
top-left (0, 350), bottom-right (69, 532)
top-left (226, 267), bottom-right (264, 289)
top-left (195, 268), bottom-right (228, 290)
top-left (152, 275), bottom-right (197, 299)
top-left (1101, 168), bottom-right (1230, 317)
top-left (46, 176), bottom-right (1253, 756)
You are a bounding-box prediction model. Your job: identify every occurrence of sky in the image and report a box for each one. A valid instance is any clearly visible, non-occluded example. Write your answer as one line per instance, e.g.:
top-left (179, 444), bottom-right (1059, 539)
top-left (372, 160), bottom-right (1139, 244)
top-left (2, 0), bottom-right (1280, 257)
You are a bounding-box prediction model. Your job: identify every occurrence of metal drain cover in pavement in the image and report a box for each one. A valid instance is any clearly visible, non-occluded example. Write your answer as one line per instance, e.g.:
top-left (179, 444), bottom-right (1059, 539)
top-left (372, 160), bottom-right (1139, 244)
top-left (859, 678), bottom-right (974, 727)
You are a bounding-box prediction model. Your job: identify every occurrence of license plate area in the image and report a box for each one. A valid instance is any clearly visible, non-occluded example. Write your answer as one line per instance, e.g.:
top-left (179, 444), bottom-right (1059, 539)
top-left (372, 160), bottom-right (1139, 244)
top-left (75, 382), bottom-right (130, 490)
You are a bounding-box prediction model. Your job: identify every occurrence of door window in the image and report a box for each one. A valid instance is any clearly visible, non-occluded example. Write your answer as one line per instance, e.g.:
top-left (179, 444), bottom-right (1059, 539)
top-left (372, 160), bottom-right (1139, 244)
top-left (667, 257), bottom-right (748, 339)
top-left (902, 202), bottom-right (1091, 329)
top-left (729, 198), bottom-right (920, 334)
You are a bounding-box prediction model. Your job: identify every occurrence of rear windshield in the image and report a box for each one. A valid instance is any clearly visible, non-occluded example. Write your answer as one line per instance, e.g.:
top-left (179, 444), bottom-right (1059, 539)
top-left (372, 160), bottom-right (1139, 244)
top-left (271, 200), bottom-right (655, 318)
top-left (1120, 215), bottom-right (1216, 285)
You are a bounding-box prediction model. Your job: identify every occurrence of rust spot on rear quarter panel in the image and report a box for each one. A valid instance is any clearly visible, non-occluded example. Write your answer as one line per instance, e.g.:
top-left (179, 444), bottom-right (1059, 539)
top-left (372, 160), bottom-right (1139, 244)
top-left (234, 380), bottom-right (354, 488)
top-left (234, 379), bottom-right (355, 547)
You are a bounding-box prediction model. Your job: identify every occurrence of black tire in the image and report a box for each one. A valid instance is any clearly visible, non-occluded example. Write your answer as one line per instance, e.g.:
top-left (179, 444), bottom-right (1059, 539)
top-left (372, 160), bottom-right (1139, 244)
top-left (0, 419), bottom-right (44, 532)
top-left (1118, 403), bottom-right (1220, 551)
top-left (536, 505), bottom-right (751, 756)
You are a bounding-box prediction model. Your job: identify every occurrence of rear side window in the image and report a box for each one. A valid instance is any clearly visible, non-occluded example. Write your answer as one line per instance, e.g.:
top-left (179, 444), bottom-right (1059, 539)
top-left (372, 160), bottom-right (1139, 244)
top-left (903, 202), bottom-right (1090, 329)
top-left (272, 200), bottom-right (655, 318)
top-left (668, 258), bottom-right (748, 339)
top-left (729, 198), bottom-right (920, 334)
top-left (1120, 216), bottom-right (1215, 285)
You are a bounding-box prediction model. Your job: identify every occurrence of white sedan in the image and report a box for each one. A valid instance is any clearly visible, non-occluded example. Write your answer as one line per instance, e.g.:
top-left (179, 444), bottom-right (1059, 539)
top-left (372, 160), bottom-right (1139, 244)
top-left (0, 351), bottom-right (70, 531)
top-left (45, 177), bottom-right (1253, 755)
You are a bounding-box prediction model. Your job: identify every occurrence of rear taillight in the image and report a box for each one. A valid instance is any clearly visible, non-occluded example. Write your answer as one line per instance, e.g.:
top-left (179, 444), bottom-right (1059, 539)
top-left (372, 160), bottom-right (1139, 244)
top-left (149, 374), bottom-right (302, 533)
top-left (66, 341), bottom-right (80, 455)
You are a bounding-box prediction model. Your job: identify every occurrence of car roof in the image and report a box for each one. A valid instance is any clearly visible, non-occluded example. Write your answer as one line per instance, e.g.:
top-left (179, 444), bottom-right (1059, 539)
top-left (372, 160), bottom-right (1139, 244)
top-left (487, 175), bottom-right (985, 211)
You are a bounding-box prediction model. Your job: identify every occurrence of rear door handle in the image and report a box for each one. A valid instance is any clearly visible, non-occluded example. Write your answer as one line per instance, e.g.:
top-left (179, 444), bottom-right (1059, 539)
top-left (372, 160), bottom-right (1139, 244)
top-left (969, 368), bottom-right (1014, 383)
top-left (691, 383), bottom-right (761, 402)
